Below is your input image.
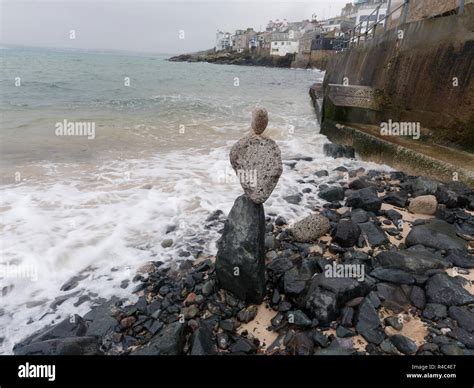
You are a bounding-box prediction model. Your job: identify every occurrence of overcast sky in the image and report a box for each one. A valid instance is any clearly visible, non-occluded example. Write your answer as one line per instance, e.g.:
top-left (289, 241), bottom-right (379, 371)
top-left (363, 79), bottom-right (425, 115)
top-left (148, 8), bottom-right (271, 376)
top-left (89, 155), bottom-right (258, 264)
top-left (0, 0), bottom-right (349, 54)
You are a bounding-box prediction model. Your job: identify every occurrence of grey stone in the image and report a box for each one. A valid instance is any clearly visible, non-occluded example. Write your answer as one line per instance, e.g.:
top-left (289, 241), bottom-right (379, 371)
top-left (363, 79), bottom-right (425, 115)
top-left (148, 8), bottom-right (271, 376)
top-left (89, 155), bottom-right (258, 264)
top-left (215, 195), bottom-right (266, 303)
top-left (291, 213), bottom-right (331, 243)
top-left (425, 273), bottom-right (474, 306)
top-left (132, 322), bottom-right (185, 355)
top-left (230, 134), bottom-right (282, 204)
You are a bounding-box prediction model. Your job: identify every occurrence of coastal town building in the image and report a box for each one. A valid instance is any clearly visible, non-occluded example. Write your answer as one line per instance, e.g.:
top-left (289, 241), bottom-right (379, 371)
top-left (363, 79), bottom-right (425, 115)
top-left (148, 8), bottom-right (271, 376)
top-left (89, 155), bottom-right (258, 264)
top-left (215, 30), bottom-right (231, 51)
top-left (231, 28), bottom-right (256, 53)
top-left (354, 1), bottom-right (388, 34)
top-left (270, 31), bottom-right (299, 56)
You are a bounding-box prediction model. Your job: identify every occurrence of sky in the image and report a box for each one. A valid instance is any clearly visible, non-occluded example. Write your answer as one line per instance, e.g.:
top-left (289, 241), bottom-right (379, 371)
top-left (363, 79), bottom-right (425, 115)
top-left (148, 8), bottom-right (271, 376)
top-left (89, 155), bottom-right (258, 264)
top-left (0, 0), bottom-right (349, 54)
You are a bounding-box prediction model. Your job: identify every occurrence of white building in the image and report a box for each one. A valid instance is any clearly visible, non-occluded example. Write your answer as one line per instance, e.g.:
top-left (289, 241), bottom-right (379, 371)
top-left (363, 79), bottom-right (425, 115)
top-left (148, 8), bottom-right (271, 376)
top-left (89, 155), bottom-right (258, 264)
top-left (215, 30), bottom-right (231, 51)
top-left (270, 32), bottom-right (299, 56)
top-left (355, 3), bottom-right (388, 34)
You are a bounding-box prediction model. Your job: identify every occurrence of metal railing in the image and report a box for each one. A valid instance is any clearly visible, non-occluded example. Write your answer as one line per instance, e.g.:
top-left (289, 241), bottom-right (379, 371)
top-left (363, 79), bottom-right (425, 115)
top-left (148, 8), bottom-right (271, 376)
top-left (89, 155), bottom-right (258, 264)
top-left (333, 0), bottom-right (467, 51)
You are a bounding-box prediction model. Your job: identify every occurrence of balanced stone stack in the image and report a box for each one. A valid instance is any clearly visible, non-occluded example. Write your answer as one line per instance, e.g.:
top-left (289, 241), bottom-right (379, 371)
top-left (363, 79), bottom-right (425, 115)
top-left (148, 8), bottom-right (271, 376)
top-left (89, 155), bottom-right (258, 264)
top-left (216, 108), bottom-right (282, 303)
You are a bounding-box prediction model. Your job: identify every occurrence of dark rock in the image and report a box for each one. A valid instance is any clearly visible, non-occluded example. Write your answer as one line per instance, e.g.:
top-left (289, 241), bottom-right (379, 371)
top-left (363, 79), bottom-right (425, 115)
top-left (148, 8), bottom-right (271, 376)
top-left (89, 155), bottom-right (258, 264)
top-left (346, 187), bottom-right (382, 212)
top-left (450, 327), bottom-right (474, 349)
top-left (206, 210), bottom-right (223, 222)
top-left (376, 283), bottom-right (410, 312)
top-left (340, 307), bottom-right (354, 327)
top-left (313, 338), bottom-right (354, 355)
top-left (13, 336), bottom-right (102, 355)
top-left (355, 297), bottom-right (384, 345)
top-left (375, 249), bottom-right (446, 274)
top-left (312, 330), bottom-right (330, 348)
top-left (435, 186), bottom-right (458, 208)
top-left (202, 280), bottom-right (215, 296)
top-left (284, 268), bottom-right (307, 295)
top-left (390, 334), bottom-right (418, 355)
top-left (380, 338), bottom-right (401, 355)
top-left (219, 319), bottom-right (236, 332)
top-left (190, 324), bottom-right (216, 355)
top-left (406, 220), bottom-right (467, 252)
top-left (60, 274), bottom-right (88, 292)
top-left (422, 303), bottom-right (447, 321)
top-left (15, 315), bottom-right (87, 351)
top-left (229, 338), bottom-right (257, 354)
top-left (384, 316), bottom-right (403, 331)
top-left (449, 306), bottom-right (474, 333)
top-left (336, 325), bottom-right (356, 338)
top-left (349, 178), bottom-right (372, 190)
top-left (351, 208), bottom-right (369, 224)
top-left (237, 305), bottom-right (258, 323)
top-left (440, 344), bottom-right (465, 355)
top-left (288, 332), bottom-right (314, 355)
top-left (216, 332), bottom-right (230, 350)
top-left (370, 268), bottom-right (415, 284)
top-left (332, 221), bottom-right (361, 248)
top-left (384, 209), bottom-right (403, 224)
top-left (359, 222), bottom-right (389, 246)
top-left (275, 216), bottom-right (287, 226)
top-left (271, 289), bottom-right (281, 305)
top-left (304, 289), bottom-right (338, 325)
top-left (284, 194), bottom-right (302, 205)
top-left (445, 250), bottom-right (474, 269)
top-left (382, 191), bottom-right (408, 208)
top-left (287, 310), bottom-right (312, 328)
top-left (267, 256), bottom-right (294, 274)
top-left (216, 195), bottom-right (266, 303)
top-left (425, 273), bottom-right (474, 306)
top-left (319, 186), bottom-right (345, 202)
top-left (132, 322), bottom-right (185, 355)
top-left (323, 143), bottom-right (355, 159)
top-left (410, 286), bottom-right (426, 310)
top-left (315, 170), bottom-right (329, 178)
top-left (410, 177), bottom-right (438, 197)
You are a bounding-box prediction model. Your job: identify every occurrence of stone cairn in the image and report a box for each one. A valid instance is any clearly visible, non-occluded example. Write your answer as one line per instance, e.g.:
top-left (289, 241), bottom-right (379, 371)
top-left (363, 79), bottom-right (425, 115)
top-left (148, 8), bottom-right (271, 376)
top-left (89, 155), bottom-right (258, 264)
top-left (215, 108), bottom-right (282, 303)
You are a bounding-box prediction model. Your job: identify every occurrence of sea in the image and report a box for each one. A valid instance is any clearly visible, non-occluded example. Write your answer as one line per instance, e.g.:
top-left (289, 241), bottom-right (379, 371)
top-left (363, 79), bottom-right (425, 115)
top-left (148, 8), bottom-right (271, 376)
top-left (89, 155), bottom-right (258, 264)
top-left (0, 46), bottom-right (390, 353)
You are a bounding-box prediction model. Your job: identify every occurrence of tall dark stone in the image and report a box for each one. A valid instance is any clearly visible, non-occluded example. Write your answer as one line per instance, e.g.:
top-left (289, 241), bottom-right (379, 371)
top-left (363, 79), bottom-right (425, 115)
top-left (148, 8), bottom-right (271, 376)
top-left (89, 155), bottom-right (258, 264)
top-left (215, 195), bottom-right (266, 303)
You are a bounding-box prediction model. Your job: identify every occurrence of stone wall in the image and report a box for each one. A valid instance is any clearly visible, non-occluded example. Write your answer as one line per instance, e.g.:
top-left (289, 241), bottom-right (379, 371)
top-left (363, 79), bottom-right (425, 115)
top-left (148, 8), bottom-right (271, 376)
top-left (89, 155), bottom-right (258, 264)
top-left (292, 50), bottom-right (335, 70)
top-left (323, 10), bottom-right (474, 152)
top-left (388, 0), bottom-right (474, 29)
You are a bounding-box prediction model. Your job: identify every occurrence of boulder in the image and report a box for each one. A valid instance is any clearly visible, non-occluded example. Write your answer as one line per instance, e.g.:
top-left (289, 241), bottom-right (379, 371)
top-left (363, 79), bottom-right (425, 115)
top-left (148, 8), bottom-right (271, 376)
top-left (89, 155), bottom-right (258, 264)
top-left (291, 213), bottom-right (331, 243)
top-left (216, 195), bottom-right (266, 303)
top-left (132, 322), bottom-right (185, 355)
top-left (14, 336), bottom-right (102, 355)
top-left (230, 135), bottom-right (282, 204)
top-left (346, 187), bottom-right (382, 212)
top-left (408, 195), bottom-right (438, 215)
top-left (190, 324), bottom-right (216, 355)
top-left (375, 249), bottom-right (446, 274)
top-left (355, 297), bottom-right (384, 345)
top-left (390, 334), bottom-right (418, 355)
top-left (304, 274), bottom-right (373, 324)
top-left (425, 273), bottom-right (474, 306)
top-left (406, 220), bottom-right (467, 252)
top-left (449, 306), bottom-right (474, 333)
top-left (332, 220), bottom-right (361, 248)
top-left (318, 186), bottom-right (345, 202)
top-left (359, 222), bottom-right (389, 247)
top-left (382, 191), bottom-right (408, 208)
